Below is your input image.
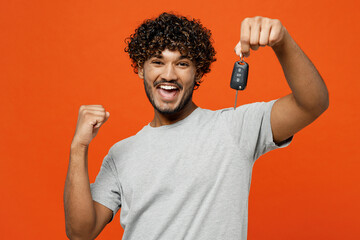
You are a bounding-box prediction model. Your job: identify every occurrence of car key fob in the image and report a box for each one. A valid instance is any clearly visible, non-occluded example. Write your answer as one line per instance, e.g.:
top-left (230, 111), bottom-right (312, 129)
top-left (230, 60), bottom-right (249, 90)
top-left (231, 58), bottom-right (249, 109)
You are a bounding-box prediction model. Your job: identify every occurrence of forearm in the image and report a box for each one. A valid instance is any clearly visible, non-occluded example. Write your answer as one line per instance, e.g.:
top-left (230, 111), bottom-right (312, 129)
top-left (64, 144), bottom-right (97, 239)
top-left (272, 29), bottom-right (329, 115)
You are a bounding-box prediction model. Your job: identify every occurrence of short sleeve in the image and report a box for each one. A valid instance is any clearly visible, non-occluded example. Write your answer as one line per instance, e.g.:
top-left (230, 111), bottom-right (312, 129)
top-left (220, 100), bottom-right (292, 162)
top-left (90, 152), bottom-right (122, 222)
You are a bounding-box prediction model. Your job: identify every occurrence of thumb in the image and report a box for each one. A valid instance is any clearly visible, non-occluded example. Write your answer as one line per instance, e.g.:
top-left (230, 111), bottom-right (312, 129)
top-left (103, 111), bottom-right (110, 124)
top-left (234, 41), bottom-right (242, 57)
top-left (93, 112), bottom-right (110, 129)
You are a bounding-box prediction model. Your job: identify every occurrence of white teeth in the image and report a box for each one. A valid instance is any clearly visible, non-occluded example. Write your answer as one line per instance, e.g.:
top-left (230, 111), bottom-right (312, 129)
top-left (159, 85), bottom-right (177, 90)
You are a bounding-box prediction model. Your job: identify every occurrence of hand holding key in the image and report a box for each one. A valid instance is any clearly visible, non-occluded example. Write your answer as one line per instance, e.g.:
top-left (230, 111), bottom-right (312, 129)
top-left (231, 16), bottom-right (287, 109)
top-left (234, 16), bottom-right (287, 58)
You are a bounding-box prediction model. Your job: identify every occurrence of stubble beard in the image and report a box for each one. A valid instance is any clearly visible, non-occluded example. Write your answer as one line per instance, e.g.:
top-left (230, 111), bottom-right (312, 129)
top-left (143, 76), bottom-right (195, 115)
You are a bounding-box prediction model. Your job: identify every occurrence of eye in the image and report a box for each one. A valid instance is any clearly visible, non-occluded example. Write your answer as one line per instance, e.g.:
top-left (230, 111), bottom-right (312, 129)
top-left (178, 62), bottom-right (190, 67)
top-left (151, 60), bottom-right (163, 65)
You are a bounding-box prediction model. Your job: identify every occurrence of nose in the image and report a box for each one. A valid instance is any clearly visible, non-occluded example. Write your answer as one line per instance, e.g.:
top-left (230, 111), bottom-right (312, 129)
top-left (162, 64), bottom-right (178, 81)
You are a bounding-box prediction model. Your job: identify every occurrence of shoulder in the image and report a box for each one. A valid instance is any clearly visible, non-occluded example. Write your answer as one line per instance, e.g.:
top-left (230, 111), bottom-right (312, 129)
top-left (217, 100), bottom-right (277, 117)
top-left (107, 125), bottom-right (148, 158)
top-left (210, 100), bottom-right (278, 134)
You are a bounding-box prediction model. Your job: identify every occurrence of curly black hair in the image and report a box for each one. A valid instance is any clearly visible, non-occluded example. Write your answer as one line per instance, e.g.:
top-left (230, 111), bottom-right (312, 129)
top-left (124, 12), bottom-right (217, 89)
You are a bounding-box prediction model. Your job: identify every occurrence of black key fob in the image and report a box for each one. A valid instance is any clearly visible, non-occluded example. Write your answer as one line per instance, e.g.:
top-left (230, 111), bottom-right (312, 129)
top-left (230, 61), bottom-right (249, 90)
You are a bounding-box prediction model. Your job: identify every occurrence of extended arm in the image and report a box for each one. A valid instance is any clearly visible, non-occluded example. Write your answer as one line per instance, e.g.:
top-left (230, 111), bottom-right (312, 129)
top-left (271, 28), bottom-right (329, 143)
top-left (235, 17), bottom-right (329, 143)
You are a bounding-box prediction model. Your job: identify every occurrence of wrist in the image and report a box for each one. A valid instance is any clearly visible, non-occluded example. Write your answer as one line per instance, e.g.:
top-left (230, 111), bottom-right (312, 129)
top-left (70, 142), bottom-right (89, 153)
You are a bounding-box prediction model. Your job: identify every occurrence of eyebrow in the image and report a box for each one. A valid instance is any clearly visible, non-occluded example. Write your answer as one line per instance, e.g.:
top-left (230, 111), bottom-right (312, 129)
top-left (151, 54), bottom-right (190, 60)
top-left (179, 55), bottom-right (190, 60)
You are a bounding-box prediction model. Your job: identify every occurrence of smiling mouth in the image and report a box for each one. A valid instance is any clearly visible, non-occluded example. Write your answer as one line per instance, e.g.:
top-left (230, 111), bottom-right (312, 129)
top-left (156, 84), bottom-right (180, 101)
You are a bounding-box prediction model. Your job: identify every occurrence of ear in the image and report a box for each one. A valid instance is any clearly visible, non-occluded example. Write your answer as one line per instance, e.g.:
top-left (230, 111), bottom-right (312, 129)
top-left (138, 67), bottom-right (144, 79)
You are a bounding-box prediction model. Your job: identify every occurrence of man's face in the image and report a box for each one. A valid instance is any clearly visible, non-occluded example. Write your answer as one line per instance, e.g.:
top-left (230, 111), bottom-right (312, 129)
top-left (138, 49), bottom-right (198, 115)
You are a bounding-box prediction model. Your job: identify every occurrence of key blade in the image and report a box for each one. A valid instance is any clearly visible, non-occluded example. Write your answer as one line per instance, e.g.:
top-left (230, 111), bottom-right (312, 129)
top-left (234, 90), bottom-right (238, 109)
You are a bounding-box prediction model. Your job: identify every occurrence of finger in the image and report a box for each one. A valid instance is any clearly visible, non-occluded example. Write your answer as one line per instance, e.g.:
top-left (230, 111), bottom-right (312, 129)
top-left (85, 105), bottom-right (104, 108)
top-left (259, 21), bottom-right (271, 47)
top-left (83, 109), bottom-right (106, 115)
top-left (80, 105), bottom-right (106, 112)
top-left (79, 104), bottom-right (103, 109)
top-left (94, 111), bottom-right (110, 128)
top-left (249, 21), bottom-right (260, 51)
top-left (240, 19), bottom-right (251, 57)
top-left (269, 21), bottom-right (282, 47)
top-left (82, 110), bottom-right (107, 121)
top-left (91, 116), bottom-right (107, 128)
top-left (94, 121), bottom-right (102, 128)
top-left (79, 106), bottom-right (106, 117)
top-left (83, 110), bottom-right (107, 125)
top-left (89, 118), bottom-right (101, 127)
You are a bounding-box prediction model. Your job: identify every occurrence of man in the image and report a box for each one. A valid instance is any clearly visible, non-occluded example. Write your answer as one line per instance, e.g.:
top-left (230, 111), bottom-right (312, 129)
top-left (64, 12), bottom-right (329, 239)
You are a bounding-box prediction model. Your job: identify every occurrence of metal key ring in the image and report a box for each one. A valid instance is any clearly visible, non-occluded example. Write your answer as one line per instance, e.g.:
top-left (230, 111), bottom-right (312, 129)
top-left (239, 52), bottom-right (244, 63)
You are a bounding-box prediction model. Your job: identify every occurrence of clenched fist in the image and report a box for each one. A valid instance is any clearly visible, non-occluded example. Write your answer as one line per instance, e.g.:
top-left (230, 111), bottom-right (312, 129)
top-left (71, 105), bottom-right (110, 148)
top-left (234, 16), bottom-right (288, 57)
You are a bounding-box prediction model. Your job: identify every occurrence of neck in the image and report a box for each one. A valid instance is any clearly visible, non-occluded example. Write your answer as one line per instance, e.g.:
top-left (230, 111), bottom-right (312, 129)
top-left (150, 101), bottom-right (198, 127)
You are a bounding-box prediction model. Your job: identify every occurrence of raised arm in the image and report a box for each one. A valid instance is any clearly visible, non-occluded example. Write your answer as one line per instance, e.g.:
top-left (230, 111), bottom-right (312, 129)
top-left (64, 105), bottom-right (112, 239)
top-left (235, 17), bottom-right (329, 144)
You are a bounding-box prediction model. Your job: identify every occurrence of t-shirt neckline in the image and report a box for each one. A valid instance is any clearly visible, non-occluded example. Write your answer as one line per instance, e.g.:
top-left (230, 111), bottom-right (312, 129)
top-left (145, 107), bottom-right (201, 130)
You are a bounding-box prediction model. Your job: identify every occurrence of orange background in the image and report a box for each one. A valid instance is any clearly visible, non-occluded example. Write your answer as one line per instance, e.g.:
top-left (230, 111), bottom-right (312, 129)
top-left (1, 0), bottom-right (359, 239)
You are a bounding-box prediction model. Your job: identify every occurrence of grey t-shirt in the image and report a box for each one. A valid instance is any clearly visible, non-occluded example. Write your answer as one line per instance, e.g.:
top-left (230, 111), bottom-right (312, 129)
top-left (90, 100), bottom-right (292, 240)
